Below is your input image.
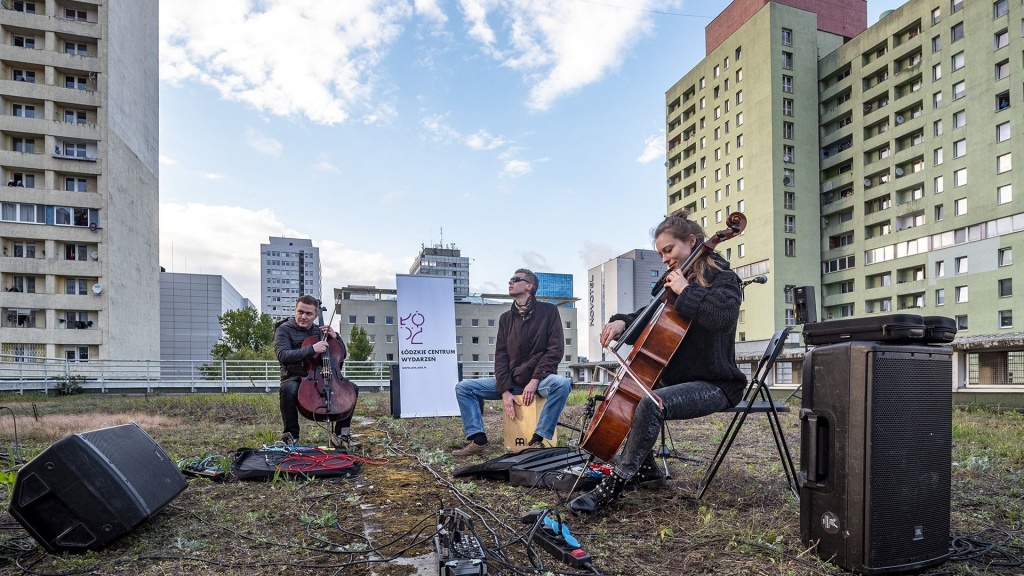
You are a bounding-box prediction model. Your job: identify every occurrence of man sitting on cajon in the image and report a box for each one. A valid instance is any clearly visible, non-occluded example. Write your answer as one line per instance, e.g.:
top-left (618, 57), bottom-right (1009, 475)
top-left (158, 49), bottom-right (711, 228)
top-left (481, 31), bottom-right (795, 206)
top-left (452, 269), bottom-right (572, 457)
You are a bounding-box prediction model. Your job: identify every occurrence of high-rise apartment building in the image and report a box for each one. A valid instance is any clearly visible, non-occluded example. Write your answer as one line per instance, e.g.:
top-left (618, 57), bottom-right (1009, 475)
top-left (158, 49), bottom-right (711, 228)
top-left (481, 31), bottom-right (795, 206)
top-left (261, 237), bottom-right (321, 321)
top-left (1, 0), bottom-right (159, 362)
top-left (409, 243), bottom-right (470, 299)
top-left (667, 0), bottom-right (1023, 384)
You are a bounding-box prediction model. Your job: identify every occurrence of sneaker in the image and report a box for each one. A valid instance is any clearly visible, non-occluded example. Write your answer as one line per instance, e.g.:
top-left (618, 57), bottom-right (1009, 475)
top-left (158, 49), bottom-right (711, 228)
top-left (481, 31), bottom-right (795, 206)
top-left (451, 441), bottom-right (489, 457)
top-left (527, 440), bottom-right (545, 449)
top-left (280, 432), bottom-right (297, 445)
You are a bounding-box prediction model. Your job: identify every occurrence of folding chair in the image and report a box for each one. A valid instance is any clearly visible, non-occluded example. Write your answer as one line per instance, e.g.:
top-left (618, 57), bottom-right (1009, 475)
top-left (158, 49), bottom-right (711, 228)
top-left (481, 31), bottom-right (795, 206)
top-left (697, 327), bottom-right (798, 499)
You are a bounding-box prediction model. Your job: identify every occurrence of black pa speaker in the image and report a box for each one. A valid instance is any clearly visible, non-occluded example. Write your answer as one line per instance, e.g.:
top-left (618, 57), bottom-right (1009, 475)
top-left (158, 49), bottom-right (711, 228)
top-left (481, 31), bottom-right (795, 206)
top-left (799, 342), bottom-right (951, 574)
top-left (794, 286), bottom-right (817, 324)
top-left (8, 423), bottom-right (187, 553)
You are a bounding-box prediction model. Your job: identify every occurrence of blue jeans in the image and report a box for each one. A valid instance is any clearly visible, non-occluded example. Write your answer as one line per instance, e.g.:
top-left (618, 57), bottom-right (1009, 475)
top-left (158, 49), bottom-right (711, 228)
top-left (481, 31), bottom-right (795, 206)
top-left (455, 374), bottom-right (572, 441)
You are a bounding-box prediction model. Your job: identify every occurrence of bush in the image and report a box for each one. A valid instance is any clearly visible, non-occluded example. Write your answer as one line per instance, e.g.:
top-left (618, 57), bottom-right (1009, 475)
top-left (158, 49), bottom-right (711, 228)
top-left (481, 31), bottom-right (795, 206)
top-left (55, 375), bottom-right (87, 396)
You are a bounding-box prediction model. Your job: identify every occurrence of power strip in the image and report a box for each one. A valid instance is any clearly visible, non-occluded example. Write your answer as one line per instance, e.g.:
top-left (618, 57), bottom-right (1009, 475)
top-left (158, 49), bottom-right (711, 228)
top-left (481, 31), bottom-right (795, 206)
top-left (521, 509), bottom-right (593, 568)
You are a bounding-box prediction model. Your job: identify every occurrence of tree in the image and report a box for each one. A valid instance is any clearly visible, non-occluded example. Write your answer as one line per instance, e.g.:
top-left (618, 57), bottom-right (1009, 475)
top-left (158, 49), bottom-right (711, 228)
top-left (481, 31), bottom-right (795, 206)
top-left (211, 307), bottom-right (276, 360)
top-left (347, 326), bottom-right (374, 362)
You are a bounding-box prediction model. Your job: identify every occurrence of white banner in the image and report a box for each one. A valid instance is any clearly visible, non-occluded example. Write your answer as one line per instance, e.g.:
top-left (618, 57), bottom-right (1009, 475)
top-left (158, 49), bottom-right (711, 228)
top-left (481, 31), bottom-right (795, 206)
top-left (395, 275), bottom-right (460, 417)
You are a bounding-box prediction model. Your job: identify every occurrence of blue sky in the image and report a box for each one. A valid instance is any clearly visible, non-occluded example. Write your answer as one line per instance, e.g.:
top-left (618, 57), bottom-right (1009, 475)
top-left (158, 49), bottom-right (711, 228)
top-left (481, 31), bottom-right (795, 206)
top-left (158, 0), bottom-right (906, 332)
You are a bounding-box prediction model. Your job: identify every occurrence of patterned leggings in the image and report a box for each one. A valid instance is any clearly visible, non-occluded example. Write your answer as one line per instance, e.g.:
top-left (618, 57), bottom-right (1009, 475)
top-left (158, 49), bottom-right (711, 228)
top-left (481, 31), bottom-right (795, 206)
top-left (615, 380), bottom-right (731, 479)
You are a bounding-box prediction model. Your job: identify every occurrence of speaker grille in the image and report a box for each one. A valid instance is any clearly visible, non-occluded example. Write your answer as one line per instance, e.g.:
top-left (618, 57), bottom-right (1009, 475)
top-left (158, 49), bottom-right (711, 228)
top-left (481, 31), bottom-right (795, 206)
top-left (868, 352), bottom-right (951, 566)
top-left (79, 425), bottom-right (184, 515)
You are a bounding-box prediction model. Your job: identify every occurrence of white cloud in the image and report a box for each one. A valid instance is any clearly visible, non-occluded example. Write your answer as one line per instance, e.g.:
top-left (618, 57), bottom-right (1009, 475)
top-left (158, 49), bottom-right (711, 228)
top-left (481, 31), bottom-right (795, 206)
top-left (420, 114), bottom-right (462, 143)
top-left (458, 0), bottom-right (657, 110)
top-left (500, 159), bottom-right (532, 179)
top-left (414, 0), bottom-right (447, 25)
top-left (159, 155), bottom-right (178, 165)
top-left (204, 173), bottom-right (225, 180)
top-left (160, 0), bottom-right (413, 125)
top-left (466, 129), bottom-right (508, 151)
top-left (518, 251), bottom-right (550, 272)
top-left (636, 134), bottom-right (664, 164)
top-left (160, 202), bottom-right (398, 312)
top-left (245, 129), bottom-right (284, 156)
top-left (313, 159), bottom-right (341, 173)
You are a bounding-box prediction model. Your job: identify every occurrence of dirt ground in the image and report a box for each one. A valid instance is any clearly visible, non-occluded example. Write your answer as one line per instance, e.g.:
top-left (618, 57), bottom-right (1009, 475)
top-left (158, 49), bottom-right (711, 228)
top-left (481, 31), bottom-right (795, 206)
top-left (0, 391), bottom-right (1021, 575)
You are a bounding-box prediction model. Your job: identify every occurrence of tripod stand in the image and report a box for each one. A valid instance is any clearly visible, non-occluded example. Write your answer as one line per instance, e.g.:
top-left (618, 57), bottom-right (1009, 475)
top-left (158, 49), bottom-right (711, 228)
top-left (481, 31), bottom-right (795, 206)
top-left (653, 407), bottom-right (702, 479)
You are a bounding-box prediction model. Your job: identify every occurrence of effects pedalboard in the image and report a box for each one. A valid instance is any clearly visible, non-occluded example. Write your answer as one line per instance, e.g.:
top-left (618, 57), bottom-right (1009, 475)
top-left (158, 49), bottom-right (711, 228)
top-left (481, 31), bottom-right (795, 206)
top-left (434, 509), bottom-right (487, 576)
top-left (521, 509), bottom-right (593, 569)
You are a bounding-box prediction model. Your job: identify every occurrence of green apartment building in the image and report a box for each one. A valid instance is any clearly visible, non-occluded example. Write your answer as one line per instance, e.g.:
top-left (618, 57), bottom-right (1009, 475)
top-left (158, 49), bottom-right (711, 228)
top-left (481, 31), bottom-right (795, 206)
top-left (666, 0), bottom-right (1022, 388)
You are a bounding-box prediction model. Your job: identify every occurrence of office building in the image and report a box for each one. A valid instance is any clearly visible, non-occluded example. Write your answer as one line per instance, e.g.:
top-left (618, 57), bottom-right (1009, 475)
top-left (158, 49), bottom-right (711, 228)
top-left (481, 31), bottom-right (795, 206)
top-left (666, 0), bottom-right (1023, 384)
top-left (586, 249), bottom-right (664, 360)
top-left (334, 285), bottom-right (578, 373)
top-left (409, 243), bottom-right (470, 299)
top-left (159, 272), bottom-right (253, 362)
top-left (261, 237), bottom-right (321, 321)
top-left (536, 272), bottom-right (574, 303)
top-left (1, 0), bottom-right (160, 362)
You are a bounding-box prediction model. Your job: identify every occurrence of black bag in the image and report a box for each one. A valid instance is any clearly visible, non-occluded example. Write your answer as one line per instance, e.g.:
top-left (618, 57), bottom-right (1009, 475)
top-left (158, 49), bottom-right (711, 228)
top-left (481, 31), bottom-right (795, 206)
top-left (452, 447), bottom-right (600, 493)
top-left (230, 446), bottom-right (362, 480)
top-left (922, 316), bottom-right (957, 343)
top-left (803, 314), bottom-right (927, 345)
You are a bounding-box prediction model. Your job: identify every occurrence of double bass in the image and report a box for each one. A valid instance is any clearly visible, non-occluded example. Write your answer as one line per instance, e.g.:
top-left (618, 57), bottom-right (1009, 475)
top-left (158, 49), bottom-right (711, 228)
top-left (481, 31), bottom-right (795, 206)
top-left (296, 307), bottom-right (358, 424)
top-left (580, 212), bottom-right (746, 462)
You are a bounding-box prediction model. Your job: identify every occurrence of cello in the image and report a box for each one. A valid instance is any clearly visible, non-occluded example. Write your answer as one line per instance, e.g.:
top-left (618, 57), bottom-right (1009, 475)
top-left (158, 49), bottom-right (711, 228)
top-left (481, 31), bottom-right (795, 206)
top-left (296, 306), bottom-right (358, 424)
top-left (579, 212), bottom-right (747, 462)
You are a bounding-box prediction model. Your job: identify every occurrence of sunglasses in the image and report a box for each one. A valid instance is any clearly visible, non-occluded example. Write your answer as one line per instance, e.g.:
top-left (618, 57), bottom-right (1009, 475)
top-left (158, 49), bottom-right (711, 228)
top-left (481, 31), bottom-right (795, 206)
top-left (509, 277), bottom-right (529, 284)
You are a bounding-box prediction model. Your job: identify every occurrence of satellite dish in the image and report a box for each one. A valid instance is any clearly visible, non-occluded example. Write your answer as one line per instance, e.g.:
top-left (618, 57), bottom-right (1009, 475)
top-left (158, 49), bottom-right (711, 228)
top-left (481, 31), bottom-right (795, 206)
top-left (92, 283), bottom-right (103, 294)
top-left (896, 115), bottom-right (905, 124)
top-left (895, 167), bottom-right (905, 176)
top-left (90, 251), bottom-right (99, 260)
top-left (783, 176), bottom-right (793, 186)
top-left (864, 179), bottom-right (873, 187)
top-left (88, 222), bottom-right (97, 231)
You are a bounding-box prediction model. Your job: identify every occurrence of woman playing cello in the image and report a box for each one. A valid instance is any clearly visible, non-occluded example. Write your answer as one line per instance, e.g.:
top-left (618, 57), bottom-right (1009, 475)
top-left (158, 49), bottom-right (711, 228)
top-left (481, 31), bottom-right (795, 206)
top-left (570, 210), bottom-right (747, 513)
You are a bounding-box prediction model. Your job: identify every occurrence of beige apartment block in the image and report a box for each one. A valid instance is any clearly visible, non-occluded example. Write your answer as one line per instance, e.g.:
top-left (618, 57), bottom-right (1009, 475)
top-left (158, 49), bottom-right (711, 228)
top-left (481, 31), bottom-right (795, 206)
top-left (1, 0), bottom-right (159, 362)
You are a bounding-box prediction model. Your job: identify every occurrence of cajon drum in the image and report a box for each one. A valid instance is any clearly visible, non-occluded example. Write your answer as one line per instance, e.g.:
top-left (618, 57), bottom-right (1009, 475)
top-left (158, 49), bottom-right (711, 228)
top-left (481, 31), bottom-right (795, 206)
top-left (503, 395), bottom-right (557, 452)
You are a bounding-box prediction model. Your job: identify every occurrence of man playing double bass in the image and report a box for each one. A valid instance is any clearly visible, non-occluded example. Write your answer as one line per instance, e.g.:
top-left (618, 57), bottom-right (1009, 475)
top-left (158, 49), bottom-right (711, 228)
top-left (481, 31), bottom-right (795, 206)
top-left (570, 210), bottom-right (747, 513)
top-left (274, 295), bottom-right (359, 449)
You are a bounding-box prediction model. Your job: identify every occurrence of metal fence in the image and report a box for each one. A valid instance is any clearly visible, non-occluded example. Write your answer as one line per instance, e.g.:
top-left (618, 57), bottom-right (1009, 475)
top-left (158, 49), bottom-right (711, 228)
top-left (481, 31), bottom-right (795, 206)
top-left (0, 356), bottom-right (563, 394)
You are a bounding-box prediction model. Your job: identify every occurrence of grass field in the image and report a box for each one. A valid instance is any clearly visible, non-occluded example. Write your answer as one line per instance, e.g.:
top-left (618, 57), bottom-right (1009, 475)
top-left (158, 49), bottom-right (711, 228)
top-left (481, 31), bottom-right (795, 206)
top-left (0, 390), bottom-right (1021, 575)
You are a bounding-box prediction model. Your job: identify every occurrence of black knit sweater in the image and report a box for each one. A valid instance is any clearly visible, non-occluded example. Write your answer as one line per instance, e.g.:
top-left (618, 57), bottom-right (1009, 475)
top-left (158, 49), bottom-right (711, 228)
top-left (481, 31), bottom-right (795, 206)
top-left (609, 254), bottom-right (747, 405)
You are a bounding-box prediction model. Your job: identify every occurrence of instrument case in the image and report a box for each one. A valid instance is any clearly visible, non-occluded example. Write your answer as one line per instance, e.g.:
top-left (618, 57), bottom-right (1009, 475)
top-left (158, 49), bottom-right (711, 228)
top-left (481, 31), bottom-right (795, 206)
top-left (922, 316), bottom-right (957, 343)
top-left (802, 314), bottom-right (927, 346)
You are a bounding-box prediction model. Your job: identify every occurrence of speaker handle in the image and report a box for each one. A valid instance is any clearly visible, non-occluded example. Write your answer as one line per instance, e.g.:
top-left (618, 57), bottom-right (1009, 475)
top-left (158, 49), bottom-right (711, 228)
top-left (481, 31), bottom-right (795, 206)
top-left (800, 408), bottom-right (828, 487)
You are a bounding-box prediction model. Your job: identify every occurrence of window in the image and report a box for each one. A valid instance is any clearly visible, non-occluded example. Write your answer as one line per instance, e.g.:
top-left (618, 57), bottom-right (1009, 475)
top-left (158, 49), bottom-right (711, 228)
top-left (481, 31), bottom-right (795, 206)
top-left (955, 286), bottom-right (968, 303)
top-left (347, 315), bottom-right (356, 324)
top-left (66, 76), bottom-right (88, 90)
top-left (953, 138), bottom-right (966, 158)
top-left (783, 122), bottom-right (794, 139)
top-left (367, 316), bottom-right (375, 324)
top-left (471, 318), bottom-right (479, 327)
top-left (997, 185), bottom-right (1012, 204)
top-left (784, 215), bottom-right (796, 233)
top-left (933, 63), bottom-right (942, 81)
top-left (782, 75), bottom-right (793, 93)
top-left (935, 175), bottom-right (944, 193)
top-left (785, 238), bottom-right (796, 257)
top-left (737, 156), bottom-right (744, 169)
top-left (784, 191), bottom-right (795, 209)
top-left (998, 247), bottom-right (1013, 266)
top-left (738, 178), bottom-right (745, 191)
top-left (64, 42), bottom-right (88, 56)
top-left (951, 51), bottom-right (964, 70)
top-left (737, 134), bottom-right (744, 148)
top-left (999, 278), bottom-right (1013, 297)
top-left (954, 197), bottom-right (967, 215)
top-left (936, 260), bottom-right (946, 277)
top-left (934, 120), bottom-right (943, 136)
top-left (13, 173), bottom-right (35, 188)
top-left (12, 104), bottom-right (35, 118)
top-left (714, 106), bottom-right (721, 119)
top-left (65, 178), bottom-right (87, 192)
top-left (736, 90), bottom-right (743, 104)
top-left (782, 52), bottom-right (793, 70)
top-left (13, 138), bottom-right (35, 153)
top-left (999, 310), bottom-right (1013, 328)
top-left (956, 315), bottom-right (968, 330)
top-left (997, 122), bottom-right (1010, 142)
top-left (65, 109), bottom-right (87, 124)
top-left (953, 110), bottom-right (966, 128)
top-left (954, 168), bottom-right (967, 187)
top-left (997, 153), bottom-right (1012, 173)
top-left (1, 203), bottom-right (44, 223)
top-left (736, 112), bottom-right (743, 126)
top-left (995, 29), bottom-right (1009, 49)
top-left (714, 64), bottom-right (720, 78)
top-left (66, 278), bottom-right (88, 295)
top-left (65, 9), bottom-right (88, 21)
top-left (385, 315), bottom-right (394, 325)
top-left (956, 256), bottom-right (968, 274)
top-left (935, 203), bottom-right (944, 221)
top-left (782, 98), bottom-right (793, 116)
top-left (736, 68), bottom-right (743, 82)
top-left (782, 28), bottom-right (792, 46)
top-left (996, 60), bottom-right (1010, 80)
top-left (13, 68), bottom-right (35, 82)
top-left (936, 289), bottom-right (945, 305)
top-left (952, 80), bottom-right (965, 100)
top-left (951, 22), bottom-right (964, 42)
top-left (12, 2), bottom-right (36, 13)
top-left (784, 168), bottom-right (794, 185)
top-left (488, 318), bottom-right (495, 327)
top-left (934, 148), bottom-right (944, 165)
top-left (932, 35), bottom-right (941, 52)
top-left (932, 7), bottom-right (941, 24)
top-left (933, 91), bottom-right (943, 108)
top-left (994, 0), bottom-right (1008, 18)
top-left (715, 210), bottom-right (722, 222)
top-left (996, 91), bottom-right (1010, 110)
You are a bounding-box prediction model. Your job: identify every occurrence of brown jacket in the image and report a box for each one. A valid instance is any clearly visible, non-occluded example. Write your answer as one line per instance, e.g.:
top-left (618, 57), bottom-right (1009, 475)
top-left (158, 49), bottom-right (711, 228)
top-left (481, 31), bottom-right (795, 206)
top-left (494, 300), bottom-right (565, 395)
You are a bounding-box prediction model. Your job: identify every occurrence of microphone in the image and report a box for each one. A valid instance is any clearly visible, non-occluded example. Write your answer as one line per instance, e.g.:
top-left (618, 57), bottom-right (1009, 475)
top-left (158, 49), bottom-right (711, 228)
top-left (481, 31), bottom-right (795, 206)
top-left (752, 275), bottom-right (768, 284)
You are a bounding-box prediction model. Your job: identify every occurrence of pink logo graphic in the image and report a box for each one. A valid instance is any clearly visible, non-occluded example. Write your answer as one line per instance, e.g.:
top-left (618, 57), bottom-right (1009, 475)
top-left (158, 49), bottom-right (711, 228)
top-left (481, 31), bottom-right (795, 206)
top-left (401, 311), bottom-right (425, 344)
